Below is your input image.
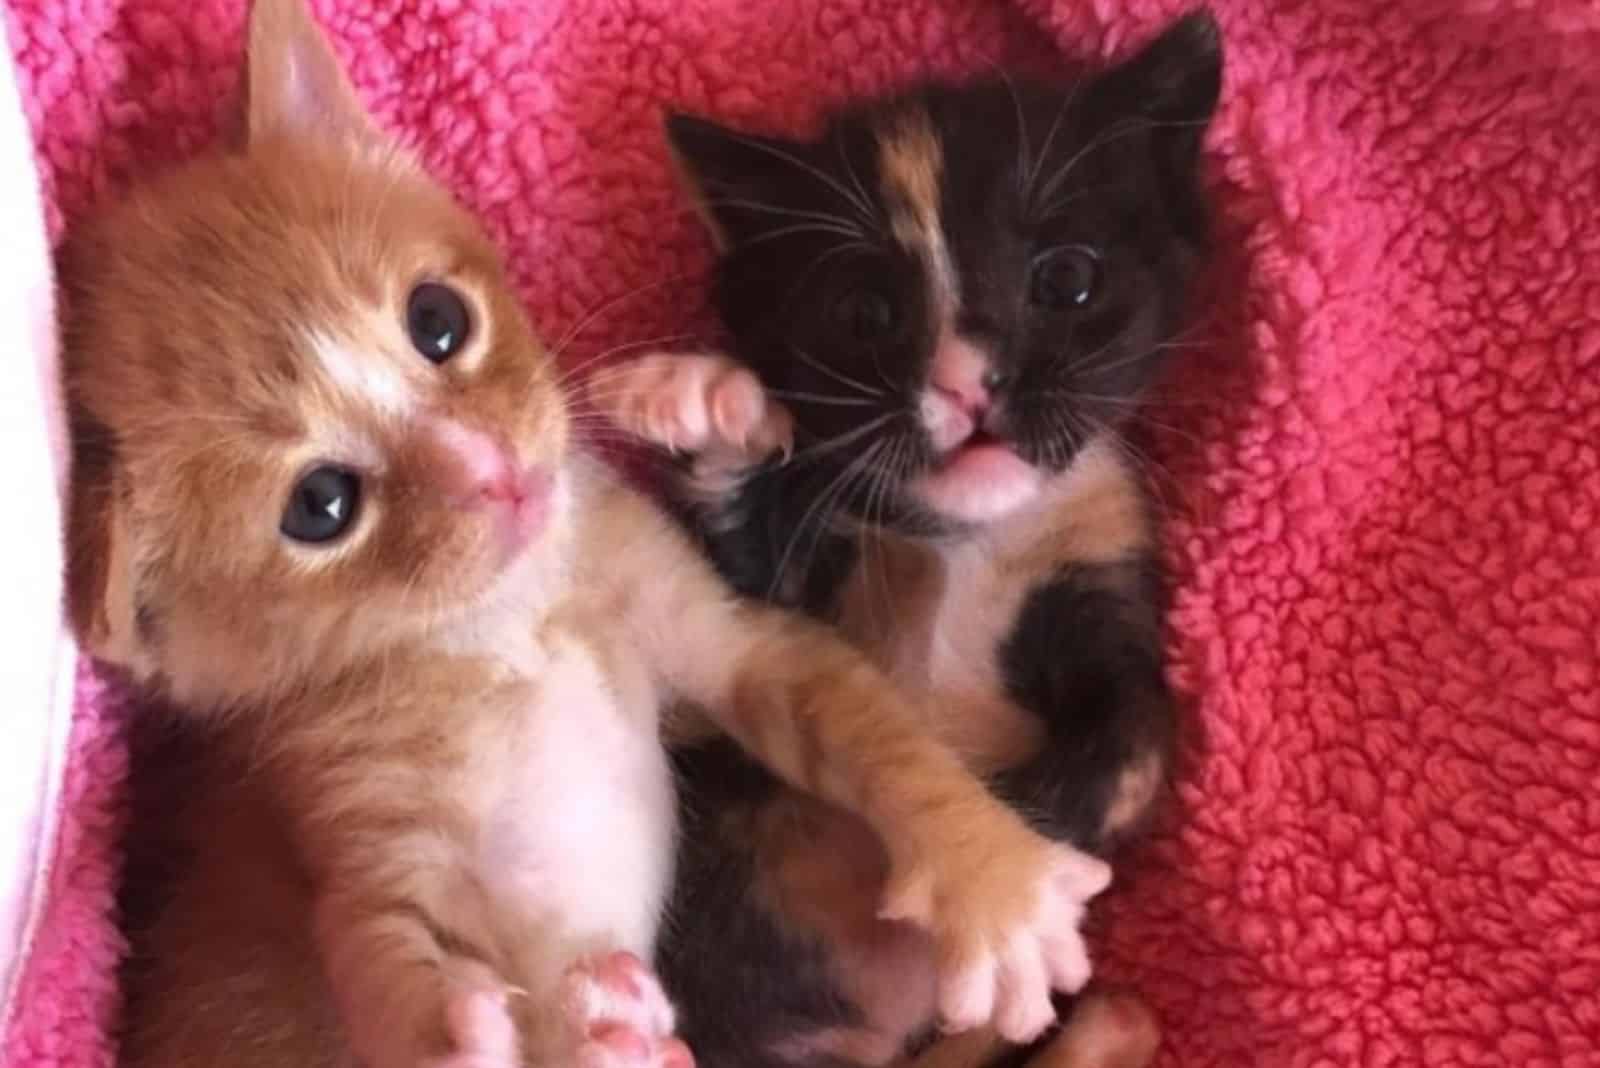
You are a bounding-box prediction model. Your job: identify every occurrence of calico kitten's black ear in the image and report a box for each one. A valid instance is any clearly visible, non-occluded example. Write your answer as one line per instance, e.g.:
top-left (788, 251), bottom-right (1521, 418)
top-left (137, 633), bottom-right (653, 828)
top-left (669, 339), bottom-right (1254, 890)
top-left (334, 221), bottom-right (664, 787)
top-left (666, 113), bottom-right (811, 250)
top-left (1096, 10), bottom-right (1223, 167)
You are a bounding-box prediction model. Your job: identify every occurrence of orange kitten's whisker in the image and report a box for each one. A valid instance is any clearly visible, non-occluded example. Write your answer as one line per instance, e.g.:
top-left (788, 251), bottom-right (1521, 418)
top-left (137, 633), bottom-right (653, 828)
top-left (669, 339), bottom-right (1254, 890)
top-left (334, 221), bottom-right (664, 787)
top-left (547, 275), bottom-right (699, 362)
top-left (553, 332), bottom-right (699, 391)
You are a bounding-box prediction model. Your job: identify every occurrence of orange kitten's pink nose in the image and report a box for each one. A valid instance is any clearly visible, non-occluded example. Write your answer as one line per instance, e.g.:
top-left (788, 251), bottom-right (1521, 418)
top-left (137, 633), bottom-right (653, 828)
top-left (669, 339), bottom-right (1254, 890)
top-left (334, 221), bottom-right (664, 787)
top-left (426, 419), bottom-right (554, 545)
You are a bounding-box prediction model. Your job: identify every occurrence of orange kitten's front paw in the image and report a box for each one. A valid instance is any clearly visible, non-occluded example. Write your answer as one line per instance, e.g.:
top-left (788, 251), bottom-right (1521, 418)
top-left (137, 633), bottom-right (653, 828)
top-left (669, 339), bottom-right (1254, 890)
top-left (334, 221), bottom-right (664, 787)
top-left (880, 823), bottom-right (1111, 1044)
top-left (589, 352), bottom-right (792, 461)
top-left (561, 951), bottom-right (694, 1068)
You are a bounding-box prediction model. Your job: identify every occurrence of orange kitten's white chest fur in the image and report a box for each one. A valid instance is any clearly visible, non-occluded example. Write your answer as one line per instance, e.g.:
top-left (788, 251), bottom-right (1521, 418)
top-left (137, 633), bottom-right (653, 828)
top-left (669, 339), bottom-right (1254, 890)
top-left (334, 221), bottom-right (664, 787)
top-left (473, 626), bottom-right (675, 962)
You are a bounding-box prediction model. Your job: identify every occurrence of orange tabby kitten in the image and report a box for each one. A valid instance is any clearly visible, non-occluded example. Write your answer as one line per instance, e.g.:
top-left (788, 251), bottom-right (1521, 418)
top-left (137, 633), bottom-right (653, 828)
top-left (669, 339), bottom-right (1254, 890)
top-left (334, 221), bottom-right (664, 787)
top-left (63, 2), bottom-right (1113, 1066)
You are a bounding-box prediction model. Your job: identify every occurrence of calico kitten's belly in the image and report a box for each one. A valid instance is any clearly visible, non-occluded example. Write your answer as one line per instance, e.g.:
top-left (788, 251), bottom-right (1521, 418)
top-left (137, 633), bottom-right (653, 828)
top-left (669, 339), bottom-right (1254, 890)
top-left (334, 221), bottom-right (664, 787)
top-left (487, 635), bottom-right (676, 963)
top-left (835, 534), bottom-right (1043, 772)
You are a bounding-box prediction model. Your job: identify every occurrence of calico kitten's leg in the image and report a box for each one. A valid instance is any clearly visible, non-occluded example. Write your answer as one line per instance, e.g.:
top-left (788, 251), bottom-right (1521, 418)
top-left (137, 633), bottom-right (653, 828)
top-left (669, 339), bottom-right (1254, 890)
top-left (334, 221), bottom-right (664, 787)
top-left (901, 992), bottom-right (1159, 1068)
top-left (994, 559), bottom-right (1176, 851)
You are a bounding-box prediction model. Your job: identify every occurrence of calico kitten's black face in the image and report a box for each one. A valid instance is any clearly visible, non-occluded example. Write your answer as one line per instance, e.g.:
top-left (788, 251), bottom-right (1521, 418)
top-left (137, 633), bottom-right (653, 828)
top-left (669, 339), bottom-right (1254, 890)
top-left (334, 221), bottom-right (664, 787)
top-left (670, 12), bottom-right (1222, 527)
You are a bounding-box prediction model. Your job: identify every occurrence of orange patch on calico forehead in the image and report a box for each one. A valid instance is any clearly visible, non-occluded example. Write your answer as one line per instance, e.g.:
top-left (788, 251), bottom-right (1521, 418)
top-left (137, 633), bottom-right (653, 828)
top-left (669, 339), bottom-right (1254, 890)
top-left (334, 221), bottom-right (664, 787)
top-left (876, 106), bottom-right (957, 314)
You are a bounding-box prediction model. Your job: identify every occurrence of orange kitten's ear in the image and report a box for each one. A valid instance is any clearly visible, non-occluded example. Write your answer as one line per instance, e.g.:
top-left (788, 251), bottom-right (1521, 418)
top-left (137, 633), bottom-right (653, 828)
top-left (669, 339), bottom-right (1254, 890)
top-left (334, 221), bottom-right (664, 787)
top-left (243, 0), bottom-right (380, 147)
top-left (65, 412), bottom-right (142, 669)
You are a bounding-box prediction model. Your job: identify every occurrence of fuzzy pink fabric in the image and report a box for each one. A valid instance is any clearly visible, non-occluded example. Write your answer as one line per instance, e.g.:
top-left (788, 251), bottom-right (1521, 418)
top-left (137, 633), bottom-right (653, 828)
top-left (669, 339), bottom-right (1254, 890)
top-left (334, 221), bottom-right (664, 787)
top-left (4, 0), bottom-right (1598, 1065)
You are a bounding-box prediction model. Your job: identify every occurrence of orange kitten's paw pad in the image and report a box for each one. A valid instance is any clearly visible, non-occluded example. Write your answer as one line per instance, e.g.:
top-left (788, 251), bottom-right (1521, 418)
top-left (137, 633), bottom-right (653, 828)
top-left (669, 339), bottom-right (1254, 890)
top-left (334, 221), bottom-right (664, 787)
top-left (426, 985), bottom-right (520, 1068)
top-left (561, 952), bottom-right (692, 1068)
top-left (881, 835), bottom-right (1111, 1044)
top-left (589, 353), bottom-right (792, 460)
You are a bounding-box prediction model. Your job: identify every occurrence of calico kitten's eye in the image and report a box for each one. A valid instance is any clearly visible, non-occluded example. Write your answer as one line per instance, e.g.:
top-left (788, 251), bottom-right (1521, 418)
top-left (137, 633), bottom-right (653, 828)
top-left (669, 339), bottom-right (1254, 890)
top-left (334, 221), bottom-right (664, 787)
top-left (281, 466), bottom-right (361, 544)
top-left (836, 287), bottom-right (899, 343)
top-left (1028, 247), bottom-right (1101, 311)
top-left (407, 282), bottom-right (471, 364)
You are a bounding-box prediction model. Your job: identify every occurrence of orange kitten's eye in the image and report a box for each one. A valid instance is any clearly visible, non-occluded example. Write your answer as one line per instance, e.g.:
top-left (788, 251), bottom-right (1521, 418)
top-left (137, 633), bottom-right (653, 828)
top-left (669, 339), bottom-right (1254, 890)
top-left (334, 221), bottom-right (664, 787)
top-left (407, 282), bottom-right (471, 364)
top-left (281, 465), bottom-right (361, 544)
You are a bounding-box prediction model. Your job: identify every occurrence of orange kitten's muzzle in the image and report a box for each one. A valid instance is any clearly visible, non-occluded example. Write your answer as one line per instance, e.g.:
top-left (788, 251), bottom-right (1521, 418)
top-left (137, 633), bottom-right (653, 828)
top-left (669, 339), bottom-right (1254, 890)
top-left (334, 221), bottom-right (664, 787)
top-left (425, 417), bottom-right (555, 553)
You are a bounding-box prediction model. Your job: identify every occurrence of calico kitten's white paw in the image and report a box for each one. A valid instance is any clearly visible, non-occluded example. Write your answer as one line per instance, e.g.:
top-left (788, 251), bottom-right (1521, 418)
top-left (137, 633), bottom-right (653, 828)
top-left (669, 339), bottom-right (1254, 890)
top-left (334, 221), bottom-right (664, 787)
top-left (589, 352), bottom-right (792, 460)
top-left (561, 951), bottom-right (694, 1068)
top-left (425, 963), bottom-right (521, 1068)
top-left (881, 830), bottom-right (1111, 1044)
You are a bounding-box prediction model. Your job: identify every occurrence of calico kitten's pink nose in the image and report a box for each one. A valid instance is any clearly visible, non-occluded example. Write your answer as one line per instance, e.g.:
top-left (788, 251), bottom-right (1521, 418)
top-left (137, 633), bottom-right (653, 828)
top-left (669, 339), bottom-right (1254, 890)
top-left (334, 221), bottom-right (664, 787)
top-left (930, 336), bottom-right (996, 417)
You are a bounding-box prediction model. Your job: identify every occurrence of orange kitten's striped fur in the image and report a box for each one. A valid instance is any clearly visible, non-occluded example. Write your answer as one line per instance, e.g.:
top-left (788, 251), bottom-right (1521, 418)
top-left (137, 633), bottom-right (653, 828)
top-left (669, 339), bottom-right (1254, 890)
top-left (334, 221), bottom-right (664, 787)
top-left (63, 2), bottom-right (1112, 1066)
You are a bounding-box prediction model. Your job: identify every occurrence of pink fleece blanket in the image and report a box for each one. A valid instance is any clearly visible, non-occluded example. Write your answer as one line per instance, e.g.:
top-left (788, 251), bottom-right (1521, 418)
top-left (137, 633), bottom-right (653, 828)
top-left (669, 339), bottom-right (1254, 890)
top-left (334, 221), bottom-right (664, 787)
top-left (5, 0), bottom-right (1598, 1065)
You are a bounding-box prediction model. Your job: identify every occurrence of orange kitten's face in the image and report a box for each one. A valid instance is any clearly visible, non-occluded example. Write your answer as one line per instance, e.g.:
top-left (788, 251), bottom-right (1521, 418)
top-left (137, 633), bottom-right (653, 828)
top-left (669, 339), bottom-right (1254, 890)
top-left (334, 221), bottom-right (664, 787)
top-left (63, 0), bottom-right (569, 707)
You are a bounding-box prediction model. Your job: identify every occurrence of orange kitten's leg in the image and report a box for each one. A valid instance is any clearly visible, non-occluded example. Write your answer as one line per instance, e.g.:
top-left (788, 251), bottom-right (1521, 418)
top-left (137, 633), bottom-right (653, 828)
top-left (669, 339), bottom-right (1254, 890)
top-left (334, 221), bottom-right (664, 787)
top-left (563, 952), bottom-right (694, 1068)
top-left (589, 485), bottom-right (1111, 1044)
top-left (585, 352), bottom-right (793, 460)
top-left (315, 892), bottom-right (523, 1068)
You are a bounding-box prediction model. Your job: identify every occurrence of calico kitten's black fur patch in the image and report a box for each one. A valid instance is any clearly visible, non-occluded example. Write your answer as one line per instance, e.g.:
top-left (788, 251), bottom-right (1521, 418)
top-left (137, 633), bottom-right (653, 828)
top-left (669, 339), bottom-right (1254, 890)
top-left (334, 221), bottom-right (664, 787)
top-left (655, 12), bottom-right (1223, 1068)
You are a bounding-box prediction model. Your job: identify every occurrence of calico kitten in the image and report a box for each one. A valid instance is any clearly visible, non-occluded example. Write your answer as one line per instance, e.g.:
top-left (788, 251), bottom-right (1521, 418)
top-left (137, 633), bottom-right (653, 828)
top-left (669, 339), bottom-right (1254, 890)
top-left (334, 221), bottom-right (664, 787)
top-left (66, 2), bottom-right (1117, 1066)
top-left (594, 12), bottom-right (1223, 1068)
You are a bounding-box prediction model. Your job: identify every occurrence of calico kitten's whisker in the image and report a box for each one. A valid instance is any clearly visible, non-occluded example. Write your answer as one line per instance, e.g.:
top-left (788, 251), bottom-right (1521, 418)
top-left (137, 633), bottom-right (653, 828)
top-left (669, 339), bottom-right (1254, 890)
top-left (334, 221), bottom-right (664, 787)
top-left (699, 196), bottom-right (866, 239)
top-left (782, 241), bottom-right (876, 311)
top-left (1038, 115), bottom-right (1211, 208)
top-left (785, 413), bottom-right (896, 466)
top-left (1024, 75), bottom-right (1083, 213)
top-left (1035, 182), bottom-right (1117, 219)
top-left (789, 345), bottom-right (886, 399)
top-left (738, 221), bottom-right (873, 248)
top-left (770, 440), bottom-right (886, 600)
top-left (1036, 116), bottom-right (1162, 207)
top-left (864, 434), bottom-right (911, 629)
top-left (766, 388), bottom-right (880, 409)
top-left (1069, 336), bottom-right (1192, 379)
top-left (996, 67), bottom-right (1033, 200)
top-left (1083, 414), bottom-right (1187, 516)
top-left (719, 129), bottom-right (878, 227)
top-left (836, 138), bottom-right (875, 230)
top-left (854, 436), bottom-right (892, 620)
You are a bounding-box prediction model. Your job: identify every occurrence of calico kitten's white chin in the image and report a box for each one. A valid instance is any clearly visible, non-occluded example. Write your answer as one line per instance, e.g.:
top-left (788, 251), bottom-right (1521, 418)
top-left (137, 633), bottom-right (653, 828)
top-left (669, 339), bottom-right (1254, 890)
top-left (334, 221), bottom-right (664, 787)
top-left (912, 442), bottom-right (1041, 524)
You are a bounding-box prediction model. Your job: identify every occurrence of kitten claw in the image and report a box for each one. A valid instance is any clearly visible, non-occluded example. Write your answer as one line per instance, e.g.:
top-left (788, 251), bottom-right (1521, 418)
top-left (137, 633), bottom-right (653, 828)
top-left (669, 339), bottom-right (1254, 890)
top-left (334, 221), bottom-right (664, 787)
top-left (562, 951), bottom-right (690, 1068)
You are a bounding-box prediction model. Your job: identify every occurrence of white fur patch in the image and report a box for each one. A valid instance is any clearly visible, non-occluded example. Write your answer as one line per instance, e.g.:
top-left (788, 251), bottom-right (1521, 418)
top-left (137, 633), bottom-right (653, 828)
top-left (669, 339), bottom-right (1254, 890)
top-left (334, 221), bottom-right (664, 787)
top-left (483, 635), bottom-right (676, 980)
top-left (307, 327), bottom-right (413, 418)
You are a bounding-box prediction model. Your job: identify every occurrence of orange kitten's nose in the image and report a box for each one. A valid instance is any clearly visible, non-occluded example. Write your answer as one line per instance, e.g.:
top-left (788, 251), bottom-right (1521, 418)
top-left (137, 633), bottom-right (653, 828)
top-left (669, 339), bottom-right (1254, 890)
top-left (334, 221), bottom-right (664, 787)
top-left (426, 419), bottom-right (554, 545)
